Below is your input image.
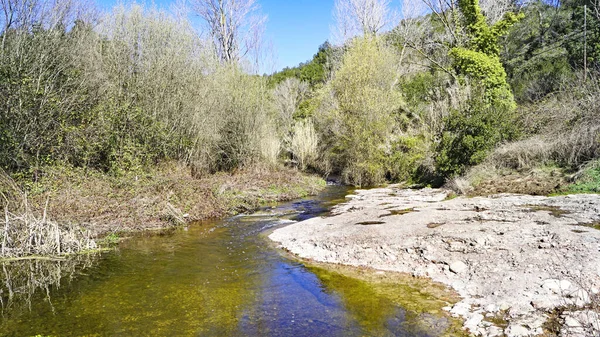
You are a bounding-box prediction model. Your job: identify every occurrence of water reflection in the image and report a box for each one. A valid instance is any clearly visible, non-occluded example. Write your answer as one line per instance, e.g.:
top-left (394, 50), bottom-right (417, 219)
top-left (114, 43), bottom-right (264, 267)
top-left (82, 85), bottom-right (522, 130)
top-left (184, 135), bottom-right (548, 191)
top-left (0, 254), bottom-right (98, 314)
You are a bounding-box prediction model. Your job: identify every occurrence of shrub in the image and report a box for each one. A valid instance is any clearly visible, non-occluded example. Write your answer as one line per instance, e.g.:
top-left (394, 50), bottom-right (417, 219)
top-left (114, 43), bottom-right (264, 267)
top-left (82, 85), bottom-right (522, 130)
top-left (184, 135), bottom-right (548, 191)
top-left (290, 119), bottom-right (319, 170)
top-left (435, 91), bottom-right (521, 177)
top-left (566, 160), bottom-right (600, 194)
top-left (385, 135), bottom-right (428, 183)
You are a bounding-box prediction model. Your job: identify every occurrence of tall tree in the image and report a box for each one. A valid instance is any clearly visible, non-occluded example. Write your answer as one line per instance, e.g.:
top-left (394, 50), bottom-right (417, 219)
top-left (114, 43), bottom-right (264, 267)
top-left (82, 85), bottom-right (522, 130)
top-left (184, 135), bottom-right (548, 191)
top-left (332, 0), bottom-right (396, 43)
top-left (190, 0), bottom-right (265, 64)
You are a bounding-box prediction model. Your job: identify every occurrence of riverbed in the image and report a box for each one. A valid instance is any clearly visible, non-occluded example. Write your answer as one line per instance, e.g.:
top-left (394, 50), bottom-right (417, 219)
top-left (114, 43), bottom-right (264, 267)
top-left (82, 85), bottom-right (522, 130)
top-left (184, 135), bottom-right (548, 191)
top-left (270, 186), bottom-right (600, 337)
top-left (0, 186), bottom-right (461, 336)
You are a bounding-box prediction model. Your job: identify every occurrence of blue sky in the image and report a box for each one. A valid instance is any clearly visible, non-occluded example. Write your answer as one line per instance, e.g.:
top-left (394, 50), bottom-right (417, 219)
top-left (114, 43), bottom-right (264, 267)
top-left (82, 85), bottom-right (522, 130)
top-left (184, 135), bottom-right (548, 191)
top-left (96, 0), bottom-right (339, 72)
top-left (261, 0), bottom-right (334, 71)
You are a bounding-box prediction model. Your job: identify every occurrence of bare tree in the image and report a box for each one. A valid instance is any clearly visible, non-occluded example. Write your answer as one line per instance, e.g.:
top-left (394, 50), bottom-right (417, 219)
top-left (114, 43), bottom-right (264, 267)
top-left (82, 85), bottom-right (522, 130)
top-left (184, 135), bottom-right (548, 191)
top-left (273, 78), bottom-right (309, 131)
top-left (479, 0), bottom-right (516, 25)
top-left (332, 0), bottom-right (397, 43)
top-left (189, 0), bottom-right (266, 64)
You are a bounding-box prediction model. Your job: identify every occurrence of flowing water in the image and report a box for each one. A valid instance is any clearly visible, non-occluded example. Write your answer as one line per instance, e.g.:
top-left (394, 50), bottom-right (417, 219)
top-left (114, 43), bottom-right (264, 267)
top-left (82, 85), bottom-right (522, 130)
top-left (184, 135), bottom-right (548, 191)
top-left (0, 186), bottom-right (457, 337)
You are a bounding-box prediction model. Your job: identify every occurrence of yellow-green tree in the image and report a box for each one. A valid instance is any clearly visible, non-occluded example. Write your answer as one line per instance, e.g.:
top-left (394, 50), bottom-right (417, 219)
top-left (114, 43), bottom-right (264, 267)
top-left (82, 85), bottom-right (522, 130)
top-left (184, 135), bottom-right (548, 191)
top-left (450, 0), bottom-right (523, 110)
top-left (319, 37), bottom-right (403, 186)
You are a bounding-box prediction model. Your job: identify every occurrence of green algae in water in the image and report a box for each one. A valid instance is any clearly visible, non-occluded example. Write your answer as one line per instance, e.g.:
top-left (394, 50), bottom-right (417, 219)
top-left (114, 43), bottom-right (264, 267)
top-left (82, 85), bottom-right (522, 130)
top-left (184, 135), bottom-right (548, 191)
top-left (523, 204), bottom-right (571, 218)
top-left (307, 265), bottom-right (467, 337)
top-left (379, 208), bottom-right (416, 218)
top-left (356, 221), bottom-right (386, 225)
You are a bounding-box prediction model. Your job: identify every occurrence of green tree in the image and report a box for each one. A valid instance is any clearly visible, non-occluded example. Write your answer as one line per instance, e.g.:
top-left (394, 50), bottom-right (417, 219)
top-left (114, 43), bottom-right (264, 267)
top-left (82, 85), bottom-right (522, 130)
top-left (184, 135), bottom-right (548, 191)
top-left (436, 0), bottom-right (523, 176)
top-left (318, 37), bottom-right (403, 186)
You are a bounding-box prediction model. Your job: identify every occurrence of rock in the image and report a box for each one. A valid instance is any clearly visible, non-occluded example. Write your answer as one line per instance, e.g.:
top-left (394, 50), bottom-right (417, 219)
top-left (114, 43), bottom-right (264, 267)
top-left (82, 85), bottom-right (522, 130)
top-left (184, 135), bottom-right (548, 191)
top-left (485, 303), bottom-right (499, 313)
top-left (542, 279), bottom-right (560, 293)
top-left (559, 280), bottom-right (572, 292)
top-left (542, 279), bottom-right (572, 294)
top-left (269, 187), bottom-right (600, 337)
top-left (450, 302), bottom-right (471, 317)
top-left (506, 324), bottom-right (531, 337)
top-left (464, 313), bottom-right (484, 332)
top-left (496, 302), bottom-right (510, 312)
top-left (531, 298), bottom-right (556, 309)
top-left (568, 289), bottom-right (590, 306)
top-left (449, 260), bottom-right (468, 274)
top-left (487, 326), bottom-right (503, 337)
top-left (564, 316), bottom-right (582, 328)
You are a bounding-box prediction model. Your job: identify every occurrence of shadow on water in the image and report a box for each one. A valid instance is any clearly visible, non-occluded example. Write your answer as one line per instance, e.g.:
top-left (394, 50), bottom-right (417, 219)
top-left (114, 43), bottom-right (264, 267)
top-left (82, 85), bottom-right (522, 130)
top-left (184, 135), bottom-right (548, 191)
top-left (0, 185), bottom-right (461, 336)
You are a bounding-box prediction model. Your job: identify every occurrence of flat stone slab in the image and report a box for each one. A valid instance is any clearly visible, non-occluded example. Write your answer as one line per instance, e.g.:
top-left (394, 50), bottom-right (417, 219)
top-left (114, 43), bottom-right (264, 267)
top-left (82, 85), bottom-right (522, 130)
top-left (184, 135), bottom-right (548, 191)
top-left (269, 186), bottom-right (600, 337)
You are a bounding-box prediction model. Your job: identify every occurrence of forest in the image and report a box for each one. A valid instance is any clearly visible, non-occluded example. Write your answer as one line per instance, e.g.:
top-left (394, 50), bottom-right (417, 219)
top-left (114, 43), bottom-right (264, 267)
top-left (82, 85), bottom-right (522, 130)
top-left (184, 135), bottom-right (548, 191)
top-left (1, 0), bottom-right (600, 255)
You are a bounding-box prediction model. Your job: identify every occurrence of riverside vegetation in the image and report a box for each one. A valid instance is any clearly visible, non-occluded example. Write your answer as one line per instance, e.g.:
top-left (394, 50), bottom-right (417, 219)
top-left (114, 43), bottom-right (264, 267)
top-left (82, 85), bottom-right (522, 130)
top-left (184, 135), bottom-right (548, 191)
top-left (1, 0), bottom-right (600, 260)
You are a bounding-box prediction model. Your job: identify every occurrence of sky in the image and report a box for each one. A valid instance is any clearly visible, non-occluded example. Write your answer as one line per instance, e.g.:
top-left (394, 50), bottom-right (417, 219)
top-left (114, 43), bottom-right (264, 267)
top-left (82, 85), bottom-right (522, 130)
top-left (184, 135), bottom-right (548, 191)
top-left (96, 0), bottom-right (342, 72)
top-left (261, 0), bottom-right (335, 72)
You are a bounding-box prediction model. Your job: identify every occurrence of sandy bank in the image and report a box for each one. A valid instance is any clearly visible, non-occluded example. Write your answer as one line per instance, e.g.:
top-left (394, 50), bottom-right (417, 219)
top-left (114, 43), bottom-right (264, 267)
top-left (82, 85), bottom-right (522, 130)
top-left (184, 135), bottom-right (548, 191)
top-left (269, 186), bottom-right (600, 337)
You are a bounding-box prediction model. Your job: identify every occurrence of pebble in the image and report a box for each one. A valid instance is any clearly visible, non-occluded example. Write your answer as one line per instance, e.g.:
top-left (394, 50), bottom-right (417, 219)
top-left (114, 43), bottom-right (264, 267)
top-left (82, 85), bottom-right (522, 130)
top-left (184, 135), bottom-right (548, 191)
top-left (449, 260), bottom-right (468, 274)
top-left (505, 324), bottom-right (530, 337)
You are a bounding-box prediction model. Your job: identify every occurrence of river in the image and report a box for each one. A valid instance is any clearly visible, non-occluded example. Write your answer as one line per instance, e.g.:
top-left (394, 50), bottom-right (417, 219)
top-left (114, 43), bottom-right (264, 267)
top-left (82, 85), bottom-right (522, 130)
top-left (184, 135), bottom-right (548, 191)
top-left (0, 186), bottom-right (458, 336)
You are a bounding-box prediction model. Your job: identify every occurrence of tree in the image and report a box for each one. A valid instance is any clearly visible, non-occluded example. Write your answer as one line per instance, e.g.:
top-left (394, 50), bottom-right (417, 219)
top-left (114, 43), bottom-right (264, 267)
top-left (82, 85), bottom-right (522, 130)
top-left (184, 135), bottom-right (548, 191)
top-left (435, 0), bottom-right (523, 177)
top-left (332, 0), bottom-right (396, 43)
top-left (190, 0), bottom-right (265, 64)
top-left (273, 77), bottom-right (309, 134)
top-left (319, 37), bottom-right (403, 186)
top-left (450, 0), bottom-right (522, 108)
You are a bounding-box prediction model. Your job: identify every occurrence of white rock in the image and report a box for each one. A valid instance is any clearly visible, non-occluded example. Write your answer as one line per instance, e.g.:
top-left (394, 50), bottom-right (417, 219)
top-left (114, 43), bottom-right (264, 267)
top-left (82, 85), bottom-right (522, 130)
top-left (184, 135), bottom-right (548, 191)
top-left (564, 316), bottom-right (582, 328)
top-left (487, 326), bottom-right (503, 337)
top-left (485, 303), bottom-right (499, 313)
top-left (506, 324), bottom-right (531, 337)
top-left (560, 279), bottom-right (573, 291)
top-left (542, 279), bottom-right (560, 293)
top-left (570, 289), bottom-right (590, 305)
top-left (465, 313), bottom-right (484, 332)
top-left (450, 302), bottom-right (471, 317)
top-left (450, 260), bottom-right (468, 274)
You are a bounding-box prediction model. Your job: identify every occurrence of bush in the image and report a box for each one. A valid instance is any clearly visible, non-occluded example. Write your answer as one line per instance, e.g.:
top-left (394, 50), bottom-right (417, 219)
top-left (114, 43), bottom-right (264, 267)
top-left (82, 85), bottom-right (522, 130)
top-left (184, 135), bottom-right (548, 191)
top-left (566, 160), bottom-right (600, 194)
top-left (435, 92), bottom-right (521, 177)
top-left (385, 135), bottom-right (428, 183)
top-left (290, 119), bottom-right (319, 170)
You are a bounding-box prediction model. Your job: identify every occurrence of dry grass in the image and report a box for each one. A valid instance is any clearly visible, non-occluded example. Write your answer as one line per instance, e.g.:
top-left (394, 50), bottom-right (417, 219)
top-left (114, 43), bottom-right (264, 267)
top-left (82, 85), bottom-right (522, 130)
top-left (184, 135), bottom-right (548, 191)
top-left (1, 171), bottom-right (97, 258)
top-left (447, 162), bottom-right (566, 196)
top-left (499, 78), bottom-right (600, 171)
top-left (16, 162), bottom-right (325, 238)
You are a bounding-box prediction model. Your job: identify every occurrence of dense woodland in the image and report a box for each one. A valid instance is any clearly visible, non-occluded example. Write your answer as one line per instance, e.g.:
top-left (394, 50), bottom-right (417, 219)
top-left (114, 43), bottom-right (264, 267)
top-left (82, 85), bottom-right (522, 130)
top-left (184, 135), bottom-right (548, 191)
top-left (1, 0), bottom-right (600, 192)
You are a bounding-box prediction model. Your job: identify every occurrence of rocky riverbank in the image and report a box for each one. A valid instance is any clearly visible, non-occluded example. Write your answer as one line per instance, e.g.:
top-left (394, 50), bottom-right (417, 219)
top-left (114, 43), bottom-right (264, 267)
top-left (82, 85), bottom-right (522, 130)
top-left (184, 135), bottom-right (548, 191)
top-left (269, 186), bottom-right (600, 337)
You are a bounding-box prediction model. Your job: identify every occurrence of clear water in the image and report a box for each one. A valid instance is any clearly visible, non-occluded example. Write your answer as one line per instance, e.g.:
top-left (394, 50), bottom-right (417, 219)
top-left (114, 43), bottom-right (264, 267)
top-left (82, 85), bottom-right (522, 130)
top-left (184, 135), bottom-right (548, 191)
top-left (0, 186), bottom-right (457, 336)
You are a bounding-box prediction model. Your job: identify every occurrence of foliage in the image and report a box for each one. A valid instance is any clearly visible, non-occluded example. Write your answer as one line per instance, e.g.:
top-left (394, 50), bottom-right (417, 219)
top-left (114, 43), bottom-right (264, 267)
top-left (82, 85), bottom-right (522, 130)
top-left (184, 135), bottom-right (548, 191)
top-left (290, 119), bottom-right (319, 170)
top-left (0, 3), bottom-right (279, 178)
top-left (436, 0), bottom-right (522, 177)
top-left (564, 2), bottom-right (600, 70)
top-left (501, 1), bottom-right (574, 102)
top-left (385, 135), bottom-right (428, 183)
top-left (452, 0), bottom-right (521, 109)
top-left (269, 42), bottom-right (333, 87)
top-left (317, 37), bottom-right (403, 186)
top-left (435, 91), bottom-right (521, 177)
top-left (565, 160), bottom-right (600, 194)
